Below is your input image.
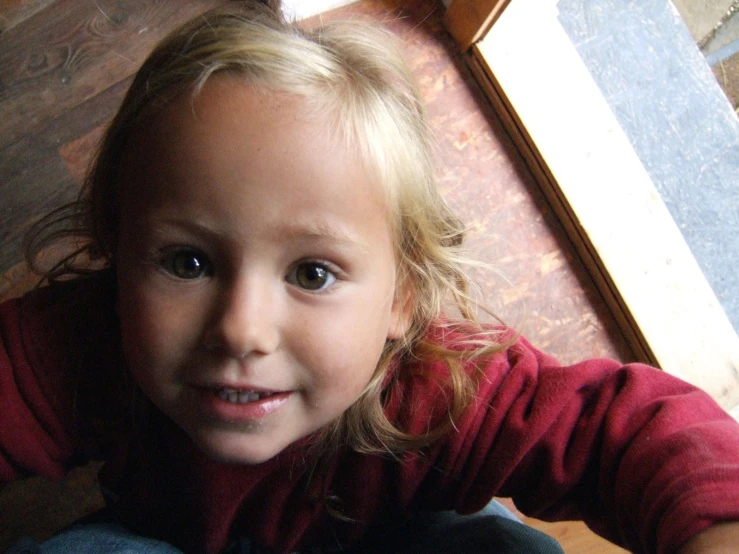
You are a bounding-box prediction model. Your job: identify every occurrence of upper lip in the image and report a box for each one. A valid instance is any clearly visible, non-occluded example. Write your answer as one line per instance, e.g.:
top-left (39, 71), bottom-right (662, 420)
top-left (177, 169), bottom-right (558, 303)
top-left (195, 382), bottom-right (286, 394)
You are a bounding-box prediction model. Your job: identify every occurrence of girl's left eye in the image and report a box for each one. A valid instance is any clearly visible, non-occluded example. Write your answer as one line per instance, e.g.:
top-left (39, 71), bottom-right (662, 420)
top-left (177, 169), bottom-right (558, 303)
top-left (287, 262), bottom-right (337, 292)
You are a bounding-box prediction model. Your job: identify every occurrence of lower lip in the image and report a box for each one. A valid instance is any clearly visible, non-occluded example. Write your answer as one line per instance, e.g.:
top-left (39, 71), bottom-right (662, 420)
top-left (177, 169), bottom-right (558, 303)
top-left (194, 388), bottom-right (292, 421)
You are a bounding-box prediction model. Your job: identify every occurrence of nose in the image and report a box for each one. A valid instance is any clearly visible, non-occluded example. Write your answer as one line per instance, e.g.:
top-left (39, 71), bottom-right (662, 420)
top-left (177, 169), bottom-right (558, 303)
top-left (203, 274), bottom-right (280, 359)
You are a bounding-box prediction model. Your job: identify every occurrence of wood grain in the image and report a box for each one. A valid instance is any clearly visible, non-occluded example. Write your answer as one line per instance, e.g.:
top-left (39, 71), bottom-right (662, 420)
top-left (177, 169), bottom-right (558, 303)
top-left (443, 0), bottom-right (510, 51)
top-left (0, 0), bottom-right (222, 151)
top-left (464, 52), bottom-right (655, 366)
top-left (0, 78), bottom-right (131, 273)
top-left (0, 0), bottom-right (57, 33)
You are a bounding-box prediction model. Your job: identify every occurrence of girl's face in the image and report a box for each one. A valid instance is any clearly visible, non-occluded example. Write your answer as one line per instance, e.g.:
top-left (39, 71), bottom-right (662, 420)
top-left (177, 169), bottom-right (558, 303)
top-left (115, 77), bottom-right (410, 465)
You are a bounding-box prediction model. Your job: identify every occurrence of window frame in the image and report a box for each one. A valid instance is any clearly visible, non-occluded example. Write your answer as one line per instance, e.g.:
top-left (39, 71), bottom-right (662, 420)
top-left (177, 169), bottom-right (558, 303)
top-left (444, 0), bottom-right (739, 416)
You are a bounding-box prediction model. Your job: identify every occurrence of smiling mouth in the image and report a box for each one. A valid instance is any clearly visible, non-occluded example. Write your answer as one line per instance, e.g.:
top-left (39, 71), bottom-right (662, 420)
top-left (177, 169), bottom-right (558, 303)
top-left (195, 385), bottom-right (292, 421)
top-left (216, 388), bottom-right (277, 404)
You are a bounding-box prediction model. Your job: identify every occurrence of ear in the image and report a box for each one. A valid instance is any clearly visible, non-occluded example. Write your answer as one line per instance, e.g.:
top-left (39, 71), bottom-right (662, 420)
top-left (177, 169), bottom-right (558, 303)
top-left (387, 282), bottom-right (414, 340)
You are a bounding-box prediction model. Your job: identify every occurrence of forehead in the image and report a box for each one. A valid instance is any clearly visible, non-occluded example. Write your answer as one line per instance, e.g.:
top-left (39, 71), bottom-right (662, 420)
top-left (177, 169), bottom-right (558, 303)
top-left (119, 76), bottom-right (394, 247)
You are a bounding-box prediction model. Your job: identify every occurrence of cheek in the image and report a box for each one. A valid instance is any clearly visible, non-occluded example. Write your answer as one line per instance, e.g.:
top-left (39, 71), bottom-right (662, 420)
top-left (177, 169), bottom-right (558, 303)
top-left (118, 284), bottom-right (159, 343)
top-left (118, 265), bottom-right (199, 337)
top-left (117, 293), bottom-right (160, 383)
top-left (117, 281), bottom-right (188, 370)
top-left (117, 287), bottom-right (188, 404)
top-left (296, 316), bottom-right (387, 393)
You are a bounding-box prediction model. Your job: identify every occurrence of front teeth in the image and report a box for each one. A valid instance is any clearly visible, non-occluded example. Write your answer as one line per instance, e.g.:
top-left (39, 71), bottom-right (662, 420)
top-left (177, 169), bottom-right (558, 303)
top-left (217, 388), bottom-right (270, 404)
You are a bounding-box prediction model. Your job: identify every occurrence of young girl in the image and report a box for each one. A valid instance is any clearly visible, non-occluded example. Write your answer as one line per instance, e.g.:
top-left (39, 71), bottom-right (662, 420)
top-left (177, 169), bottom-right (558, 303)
top-left (2, 2), bottom-right (738, 553)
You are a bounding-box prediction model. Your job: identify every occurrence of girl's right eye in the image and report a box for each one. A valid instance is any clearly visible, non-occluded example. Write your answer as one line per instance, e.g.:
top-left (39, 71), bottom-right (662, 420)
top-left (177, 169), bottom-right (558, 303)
top-left (159, 249), bottom-right (213, 280)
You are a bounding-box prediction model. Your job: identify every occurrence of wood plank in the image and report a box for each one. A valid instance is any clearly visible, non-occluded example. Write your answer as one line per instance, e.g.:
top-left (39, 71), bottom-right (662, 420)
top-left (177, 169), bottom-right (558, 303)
top-left (496, 498), bottom-right (627, 553)
top-left (0, 464), bottom-right (104, 550)
top-left (0, 261), bottom-right (39, 303)
top-left (472, 0), bottom-right (739, 411)
top-left (0, 77), bottom-right (132, 274)
top-left (0, 0), bottom-right (57, 32)
top-left (443, 0), bottom-right (510, 51)
top-left (465, 53), bottom-right (655, 366)
top-left (0, 0), bottom-right (222, 151)
top-left (58, 124), bottom-right (107, 184)
top-left (0, 150), bottom-right (75, 268)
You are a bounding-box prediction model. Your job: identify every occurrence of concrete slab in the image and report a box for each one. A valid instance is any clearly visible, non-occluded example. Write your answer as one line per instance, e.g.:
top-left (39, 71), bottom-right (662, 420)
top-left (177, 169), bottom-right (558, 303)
top-left (558, 0), bottom-right (739, 332)
top-left (671, 0), bottom-right (734, 43)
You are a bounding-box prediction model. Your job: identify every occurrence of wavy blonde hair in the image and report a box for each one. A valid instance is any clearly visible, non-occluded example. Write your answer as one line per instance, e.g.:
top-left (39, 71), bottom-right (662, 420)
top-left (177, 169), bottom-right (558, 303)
top-left (25, 1), bottom-right (508, 458)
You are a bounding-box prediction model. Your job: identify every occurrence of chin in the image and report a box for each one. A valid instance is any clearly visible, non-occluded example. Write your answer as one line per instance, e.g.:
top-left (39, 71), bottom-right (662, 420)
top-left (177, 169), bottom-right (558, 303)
top-left (191, 431), bottom-right (288, 466)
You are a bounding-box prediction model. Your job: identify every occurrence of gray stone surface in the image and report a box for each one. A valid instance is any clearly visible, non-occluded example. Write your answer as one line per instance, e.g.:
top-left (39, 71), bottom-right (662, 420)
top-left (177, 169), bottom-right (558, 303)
top-left (558, 0), bottom-right (739, 332)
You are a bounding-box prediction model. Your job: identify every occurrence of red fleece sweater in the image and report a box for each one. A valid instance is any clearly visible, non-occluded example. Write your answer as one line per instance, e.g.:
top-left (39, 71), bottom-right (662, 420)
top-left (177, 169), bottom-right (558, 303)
top-left (1, 276), bottom-right (738, 554)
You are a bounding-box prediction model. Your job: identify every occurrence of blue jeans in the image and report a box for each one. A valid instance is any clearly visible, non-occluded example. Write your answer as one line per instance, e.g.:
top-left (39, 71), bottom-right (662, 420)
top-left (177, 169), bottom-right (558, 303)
top-left (5, 502), bottom-right (563, 553)
top-left (4, 524), bottom-right (183, 554)
top-left (342, 501), bottom-right (564, 554)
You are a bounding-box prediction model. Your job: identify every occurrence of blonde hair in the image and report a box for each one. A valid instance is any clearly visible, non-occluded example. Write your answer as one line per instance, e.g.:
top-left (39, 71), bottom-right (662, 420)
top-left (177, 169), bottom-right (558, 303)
top-left (25, 1), bottom-right (507, 457)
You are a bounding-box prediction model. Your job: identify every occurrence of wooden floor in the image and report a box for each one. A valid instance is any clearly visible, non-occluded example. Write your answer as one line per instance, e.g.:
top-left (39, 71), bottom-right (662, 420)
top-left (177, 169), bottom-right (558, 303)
top-left (0, 0), bottom-right (630, 552)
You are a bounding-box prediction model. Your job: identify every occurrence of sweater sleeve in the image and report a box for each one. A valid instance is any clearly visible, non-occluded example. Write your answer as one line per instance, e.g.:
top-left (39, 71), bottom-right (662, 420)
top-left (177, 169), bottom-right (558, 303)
top-left (0, 290), bottom-right (75, 482)
top-left (0, 276), bottom-right (124, 484)
top-left (431, 335), bottom-right (739, 554)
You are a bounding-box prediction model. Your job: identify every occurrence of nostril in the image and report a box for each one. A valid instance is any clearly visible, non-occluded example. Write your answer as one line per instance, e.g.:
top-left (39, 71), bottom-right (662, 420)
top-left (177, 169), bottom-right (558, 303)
top-left (202, 340), bottom-right (249, 360)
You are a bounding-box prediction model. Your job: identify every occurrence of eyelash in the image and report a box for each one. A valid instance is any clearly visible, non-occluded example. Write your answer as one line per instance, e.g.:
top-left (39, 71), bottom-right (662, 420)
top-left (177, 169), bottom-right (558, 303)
top-left (153, 248), bottom-right (340, 293)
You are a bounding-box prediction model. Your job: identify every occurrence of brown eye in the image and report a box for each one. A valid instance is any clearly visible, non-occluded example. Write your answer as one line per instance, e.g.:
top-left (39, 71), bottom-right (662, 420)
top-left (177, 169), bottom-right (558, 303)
top-left (288, 262), bottom-right (336, 291)
top-left (162, 250), bottom-right (213, 280)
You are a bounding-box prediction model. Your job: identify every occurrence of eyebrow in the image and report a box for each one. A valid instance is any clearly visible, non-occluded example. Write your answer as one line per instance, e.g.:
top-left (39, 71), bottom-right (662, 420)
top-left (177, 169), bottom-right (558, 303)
top-left (271, 220), bottom-right (363, 245)
top-left (147, 216), bottom-right (371, 253)
top-left (268, 220), bottom-right (374, 257)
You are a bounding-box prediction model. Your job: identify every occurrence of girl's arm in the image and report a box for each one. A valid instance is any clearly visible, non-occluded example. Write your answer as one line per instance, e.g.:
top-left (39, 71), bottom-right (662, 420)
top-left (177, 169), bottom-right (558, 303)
top-left (0, 287), bottom-right (76, 481)
top-left (0, 275), bottom-right (121, 482)
top-left (420, 331), bottom-right (739, 554)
